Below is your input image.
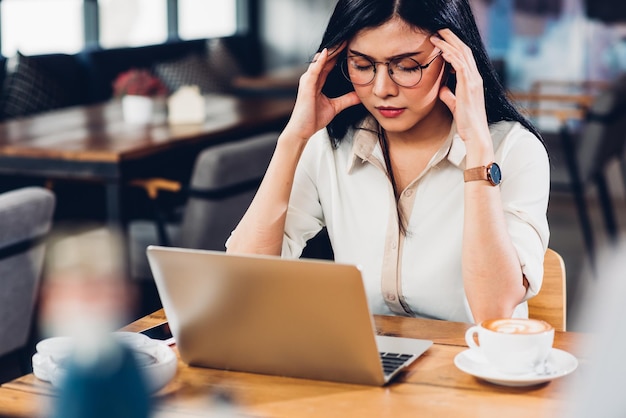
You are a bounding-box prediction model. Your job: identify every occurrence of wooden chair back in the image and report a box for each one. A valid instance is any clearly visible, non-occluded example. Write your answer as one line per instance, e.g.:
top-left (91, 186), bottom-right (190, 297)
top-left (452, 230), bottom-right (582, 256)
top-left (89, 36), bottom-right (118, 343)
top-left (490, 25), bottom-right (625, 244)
top-left (528, 248), bottom-right (567, 331)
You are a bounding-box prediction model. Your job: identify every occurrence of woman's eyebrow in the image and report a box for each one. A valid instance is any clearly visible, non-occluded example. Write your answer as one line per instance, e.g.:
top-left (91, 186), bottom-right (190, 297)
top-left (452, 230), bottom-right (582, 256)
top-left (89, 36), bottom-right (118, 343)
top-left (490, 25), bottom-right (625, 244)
top-left (347, 48), bottom-right (424, 60)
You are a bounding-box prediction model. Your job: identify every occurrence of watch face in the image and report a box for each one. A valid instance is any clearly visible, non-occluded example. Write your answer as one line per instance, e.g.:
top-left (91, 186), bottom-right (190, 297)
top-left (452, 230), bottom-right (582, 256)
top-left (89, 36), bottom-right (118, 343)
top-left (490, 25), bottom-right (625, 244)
top-left (488, 163), bottom-right (502, 186)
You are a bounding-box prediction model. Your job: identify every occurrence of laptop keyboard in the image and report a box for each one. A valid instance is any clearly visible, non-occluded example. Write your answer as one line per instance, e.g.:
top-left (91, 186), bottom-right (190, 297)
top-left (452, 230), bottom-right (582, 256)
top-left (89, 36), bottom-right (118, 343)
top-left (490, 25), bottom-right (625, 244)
top-left (380, 352), bottom-right (416, 377)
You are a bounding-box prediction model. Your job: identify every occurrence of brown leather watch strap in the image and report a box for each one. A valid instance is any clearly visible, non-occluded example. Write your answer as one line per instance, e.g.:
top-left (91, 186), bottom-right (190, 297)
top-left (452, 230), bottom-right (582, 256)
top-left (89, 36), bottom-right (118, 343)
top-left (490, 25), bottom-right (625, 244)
top-left (464, 162), bottom-right (501, 186)
top-left (464, 166), bottom-right (488, 182)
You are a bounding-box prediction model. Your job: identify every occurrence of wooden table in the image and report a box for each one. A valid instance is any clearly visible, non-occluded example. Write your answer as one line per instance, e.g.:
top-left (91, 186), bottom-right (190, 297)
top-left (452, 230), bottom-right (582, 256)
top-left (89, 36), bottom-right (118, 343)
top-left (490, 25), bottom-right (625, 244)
top-left (0, 310), bottom-right (585, 417)
top-left (0, 95), bottom-right (294, 225)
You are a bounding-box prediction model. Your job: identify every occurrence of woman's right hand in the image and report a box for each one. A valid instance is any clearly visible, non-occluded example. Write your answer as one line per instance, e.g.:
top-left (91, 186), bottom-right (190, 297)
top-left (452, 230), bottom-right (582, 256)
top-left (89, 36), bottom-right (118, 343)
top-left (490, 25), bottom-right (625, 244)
top-left (282, 45), bottom-right (361, 143)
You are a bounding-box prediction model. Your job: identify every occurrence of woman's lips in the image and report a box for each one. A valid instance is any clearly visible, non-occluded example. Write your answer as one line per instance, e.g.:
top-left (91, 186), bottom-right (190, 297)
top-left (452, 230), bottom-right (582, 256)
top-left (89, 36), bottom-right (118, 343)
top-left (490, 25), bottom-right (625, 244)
top-left (376, 107), bottom-right (405, 118)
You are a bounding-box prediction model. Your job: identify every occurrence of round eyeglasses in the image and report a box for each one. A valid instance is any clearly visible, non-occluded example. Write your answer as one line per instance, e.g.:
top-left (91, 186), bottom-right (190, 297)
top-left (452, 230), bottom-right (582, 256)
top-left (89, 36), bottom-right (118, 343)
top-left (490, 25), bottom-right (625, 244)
top-left (341, 51), bottom-right (443, 88)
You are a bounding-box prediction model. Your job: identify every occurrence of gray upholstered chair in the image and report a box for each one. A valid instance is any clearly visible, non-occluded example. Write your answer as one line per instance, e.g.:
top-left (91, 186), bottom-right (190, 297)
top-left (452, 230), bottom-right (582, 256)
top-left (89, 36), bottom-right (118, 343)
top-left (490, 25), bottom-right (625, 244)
top-left (0, 187), bottom-right (55, 381)
top-left (128, 131), bottom-right (333, 316)
top-left (128, 132), bottom-right (279, 282)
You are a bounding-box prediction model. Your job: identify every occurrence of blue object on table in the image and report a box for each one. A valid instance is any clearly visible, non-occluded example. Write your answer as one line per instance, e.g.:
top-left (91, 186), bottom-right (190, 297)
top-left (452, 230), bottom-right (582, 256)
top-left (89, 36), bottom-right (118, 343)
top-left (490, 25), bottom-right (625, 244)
top-left (52, 340), bottom-right (151, 418)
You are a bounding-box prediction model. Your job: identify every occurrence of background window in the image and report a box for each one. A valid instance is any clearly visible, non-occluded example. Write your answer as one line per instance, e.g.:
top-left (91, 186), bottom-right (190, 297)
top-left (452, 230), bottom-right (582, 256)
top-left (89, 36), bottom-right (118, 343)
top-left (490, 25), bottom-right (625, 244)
top-left (178, 0), bottom-right (237, 40)
top-left (98, 0), bottom-right (168, 48)
top-left (1, 0), bottom-right (84, 56)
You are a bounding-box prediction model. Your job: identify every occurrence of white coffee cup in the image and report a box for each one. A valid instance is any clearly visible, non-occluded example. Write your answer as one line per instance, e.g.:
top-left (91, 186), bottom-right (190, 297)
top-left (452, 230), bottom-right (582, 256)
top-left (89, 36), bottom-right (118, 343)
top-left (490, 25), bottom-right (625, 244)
top-left (465, 318), bottom-right (554, 375)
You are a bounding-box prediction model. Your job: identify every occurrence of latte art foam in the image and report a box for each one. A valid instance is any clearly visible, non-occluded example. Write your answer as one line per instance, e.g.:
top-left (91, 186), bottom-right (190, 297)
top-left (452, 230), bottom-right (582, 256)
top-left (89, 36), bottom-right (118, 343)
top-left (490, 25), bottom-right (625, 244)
top-left (483, 318), bottom-right (552, 334)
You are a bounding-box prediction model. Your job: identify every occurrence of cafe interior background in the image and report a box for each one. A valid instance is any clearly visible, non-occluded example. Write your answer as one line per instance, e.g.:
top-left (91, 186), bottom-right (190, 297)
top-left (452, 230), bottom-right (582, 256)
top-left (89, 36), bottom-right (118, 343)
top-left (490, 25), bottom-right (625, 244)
top-left (0, 0), bottom-right (625, 383)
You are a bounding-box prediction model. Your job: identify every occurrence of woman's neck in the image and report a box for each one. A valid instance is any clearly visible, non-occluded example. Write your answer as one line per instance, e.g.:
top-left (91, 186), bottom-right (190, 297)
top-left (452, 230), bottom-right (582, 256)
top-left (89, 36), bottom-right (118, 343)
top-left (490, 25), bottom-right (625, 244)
top-left (379, 101), bottom-right (454, 194)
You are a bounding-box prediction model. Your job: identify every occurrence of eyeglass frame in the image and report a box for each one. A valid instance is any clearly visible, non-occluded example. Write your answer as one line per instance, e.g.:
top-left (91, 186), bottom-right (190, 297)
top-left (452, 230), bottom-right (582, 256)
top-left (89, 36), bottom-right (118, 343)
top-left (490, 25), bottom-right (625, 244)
top-left (340, 50), bottom-right (443, 88)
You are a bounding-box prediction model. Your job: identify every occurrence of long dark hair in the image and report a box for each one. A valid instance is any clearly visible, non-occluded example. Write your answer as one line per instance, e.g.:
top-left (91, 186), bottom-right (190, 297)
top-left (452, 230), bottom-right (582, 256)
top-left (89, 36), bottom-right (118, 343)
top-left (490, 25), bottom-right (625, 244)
top-left (318, 0), bottom-right (542, 146)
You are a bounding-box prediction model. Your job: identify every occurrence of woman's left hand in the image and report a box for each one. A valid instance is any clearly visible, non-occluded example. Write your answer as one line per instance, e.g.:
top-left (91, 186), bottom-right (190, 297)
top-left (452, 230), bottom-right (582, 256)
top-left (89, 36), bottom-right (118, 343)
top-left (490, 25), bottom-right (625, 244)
top-left (431, 29), bottom-right (492, 155)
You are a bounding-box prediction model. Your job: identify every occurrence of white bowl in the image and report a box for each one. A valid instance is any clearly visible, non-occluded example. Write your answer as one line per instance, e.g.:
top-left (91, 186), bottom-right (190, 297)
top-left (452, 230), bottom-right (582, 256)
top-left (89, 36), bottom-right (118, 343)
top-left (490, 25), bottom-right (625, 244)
top-left (35, 336), bottom-right (75, 366)
top-left (134, 341), bottom-right (178, 393)
top-left (34, 334), bottom-right (177, 393)
top-left (113, 331), bottom-right (152, 348)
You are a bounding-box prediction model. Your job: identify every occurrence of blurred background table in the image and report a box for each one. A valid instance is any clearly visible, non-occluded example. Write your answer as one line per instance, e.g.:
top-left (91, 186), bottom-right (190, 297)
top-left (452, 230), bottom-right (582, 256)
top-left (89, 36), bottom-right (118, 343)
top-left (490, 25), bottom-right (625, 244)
top-left (0, 94), bottom-right (294, 227)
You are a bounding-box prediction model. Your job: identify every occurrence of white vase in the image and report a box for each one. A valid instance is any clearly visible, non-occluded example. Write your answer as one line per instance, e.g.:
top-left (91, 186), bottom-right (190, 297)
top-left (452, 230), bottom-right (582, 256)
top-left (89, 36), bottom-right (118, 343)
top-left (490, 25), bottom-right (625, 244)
top-left (121, 95), bottom-right (154, 124)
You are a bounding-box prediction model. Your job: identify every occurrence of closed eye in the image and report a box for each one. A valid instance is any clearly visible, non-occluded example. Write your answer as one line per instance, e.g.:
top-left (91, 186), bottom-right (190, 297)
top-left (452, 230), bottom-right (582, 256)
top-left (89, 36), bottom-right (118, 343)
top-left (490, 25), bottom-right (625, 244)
top-left (347, 56), bottom-right (375, 72)
top-left (393, 57), bottom-right (421, 73)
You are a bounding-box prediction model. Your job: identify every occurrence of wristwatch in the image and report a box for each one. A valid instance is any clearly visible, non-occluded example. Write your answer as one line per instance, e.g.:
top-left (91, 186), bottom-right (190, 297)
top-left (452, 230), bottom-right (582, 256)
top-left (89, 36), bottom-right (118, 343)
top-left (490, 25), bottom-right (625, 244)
top-left (464, 162), bottom-right (501, 186)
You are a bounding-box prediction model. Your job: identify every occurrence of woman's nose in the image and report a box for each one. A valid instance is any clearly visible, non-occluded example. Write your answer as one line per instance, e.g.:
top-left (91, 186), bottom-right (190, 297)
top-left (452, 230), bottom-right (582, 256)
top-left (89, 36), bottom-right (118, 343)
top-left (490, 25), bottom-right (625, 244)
top-left (371, 66), bottom-right (398, 97)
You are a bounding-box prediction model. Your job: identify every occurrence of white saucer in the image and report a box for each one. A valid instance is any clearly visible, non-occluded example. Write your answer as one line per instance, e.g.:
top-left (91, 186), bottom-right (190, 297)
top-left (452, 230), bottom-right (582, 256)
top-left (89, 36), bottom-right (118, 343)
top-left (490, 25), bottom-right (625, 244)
top-left (454, 348), bottom-right (578, 387)
top-left (33, 335), bottom-right (177, 394)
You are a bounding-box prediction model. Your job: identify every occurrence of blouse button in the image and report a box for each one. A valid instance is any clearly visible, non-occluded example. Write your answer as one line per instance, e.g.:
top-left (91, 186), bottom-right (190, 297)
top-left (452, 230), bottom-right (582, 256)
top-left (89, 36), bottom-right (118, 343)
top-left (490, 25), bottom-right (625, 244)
top-left (404, 190), bottom-right (413, 197)
top-left (387, 294), bottom-right (397, 302)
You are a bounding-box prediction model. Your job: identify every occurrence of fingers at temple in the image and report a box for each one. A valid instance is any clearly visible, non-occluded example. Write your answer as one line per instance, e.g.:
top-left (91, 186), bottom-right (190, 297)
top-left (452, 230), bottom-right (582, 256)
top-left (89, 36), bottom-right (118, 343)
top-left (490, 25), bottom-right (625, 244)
top-left (332, 91), bottom-right (361, 113)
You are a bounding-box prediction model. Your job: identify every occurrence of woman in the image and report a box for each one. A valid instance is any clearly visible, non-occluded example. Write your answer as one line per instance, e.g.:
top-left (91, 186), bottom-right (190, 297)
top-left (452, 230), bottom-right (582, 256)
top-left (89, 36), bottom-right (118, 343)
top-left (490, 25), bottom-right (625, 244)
top-left (226, 0), bottom-right (550, 324)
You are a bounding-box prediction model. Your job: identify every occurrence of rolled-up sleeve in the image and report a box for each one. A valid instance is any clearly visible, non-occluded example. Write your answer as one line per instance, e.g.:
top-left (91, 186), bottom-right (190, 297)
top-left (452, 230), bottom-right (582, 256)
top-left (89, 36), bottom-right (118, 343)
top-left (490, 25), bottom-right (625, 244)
top-left (498, 125), bottom-right (551, 300)
top-left (281, 131), bottom-right (329, 258)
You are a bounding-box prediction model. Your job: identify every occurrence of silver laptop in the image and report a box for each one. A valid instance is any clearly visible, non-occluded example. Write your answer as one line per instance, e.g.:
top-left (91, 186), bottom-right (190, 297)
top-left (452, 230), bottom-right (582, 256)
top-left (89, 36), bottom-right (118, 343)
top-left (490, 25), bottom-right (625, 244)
top-left (146, 245), bottom-right (432, 386)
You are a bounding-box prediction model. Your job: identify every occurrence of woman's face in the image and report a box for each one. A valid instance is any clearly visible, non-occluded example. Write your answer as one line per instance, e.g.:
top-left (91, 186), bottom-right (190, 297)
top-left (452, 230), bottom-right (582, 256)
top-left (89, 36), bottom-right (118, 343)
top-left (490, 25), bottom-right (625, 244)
top-left (346, 18), bottom-right (448, 137)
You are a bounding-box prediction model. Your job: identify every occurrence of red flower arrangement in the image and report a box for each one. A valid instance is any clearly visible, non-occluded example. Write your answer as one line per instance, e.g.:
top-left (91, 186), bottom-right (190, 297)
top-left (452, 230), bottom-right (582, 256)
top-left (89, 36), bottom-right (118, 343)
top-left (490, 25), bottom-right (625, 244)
top-left (112, 68), bottom-right (168, 97)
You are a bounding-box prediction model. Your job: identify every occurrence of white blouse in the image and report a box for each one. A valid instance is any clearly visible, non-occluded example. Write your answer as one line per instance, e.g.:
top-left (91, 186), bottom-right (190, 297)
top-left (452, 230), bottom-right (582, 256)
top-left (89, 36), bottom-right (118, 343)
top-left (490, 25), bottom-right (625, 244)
top-left (281, 118), bottom-right (550, 323)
